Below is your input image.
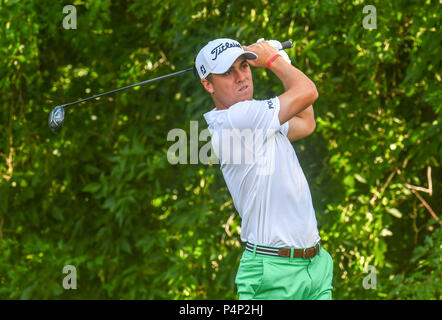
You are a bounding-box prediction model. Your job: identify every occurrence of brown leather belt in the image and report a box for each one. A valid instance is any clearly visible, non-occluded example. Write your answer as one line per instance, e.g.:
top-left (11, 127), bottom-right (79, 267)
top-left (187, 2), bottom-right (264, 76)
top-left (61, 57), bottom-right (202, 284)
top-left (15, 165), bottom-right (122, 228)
top-left (245, 242), bottom-right (321, 259)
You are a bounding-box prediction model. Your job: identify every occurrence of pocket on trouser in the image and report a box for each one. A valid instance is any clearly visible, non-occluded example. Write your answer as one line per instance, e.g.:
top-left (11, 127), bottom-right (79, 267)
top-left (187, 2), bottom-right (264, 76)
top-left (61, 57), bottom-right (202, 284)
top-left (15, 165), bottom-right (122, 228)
top-left (309, 248), bottom-right (334, 300)
top-left (235, 255), bottom-right (264, 300)
top-left (253, 261), bottom-right (311, 300)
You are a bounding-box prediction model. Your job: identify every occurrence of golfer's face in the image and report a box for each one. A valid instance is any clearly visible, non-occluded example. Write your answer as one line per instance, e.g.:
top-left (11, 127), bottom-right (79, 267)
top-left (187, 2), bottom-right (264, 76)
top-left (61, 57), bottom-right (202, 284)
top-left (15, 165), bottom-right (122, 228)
top-left (210, 57), bottom-right (253, 107)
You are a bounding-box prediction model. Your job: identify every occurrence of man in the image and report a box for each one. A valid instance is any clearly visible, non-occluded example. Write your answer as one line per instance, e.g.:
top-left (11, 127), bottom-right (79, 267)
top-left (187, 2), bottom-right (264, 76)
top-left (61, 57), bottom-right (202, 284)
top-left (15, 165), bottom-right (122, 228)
top-left (195, 38), bottom-right (333, 300)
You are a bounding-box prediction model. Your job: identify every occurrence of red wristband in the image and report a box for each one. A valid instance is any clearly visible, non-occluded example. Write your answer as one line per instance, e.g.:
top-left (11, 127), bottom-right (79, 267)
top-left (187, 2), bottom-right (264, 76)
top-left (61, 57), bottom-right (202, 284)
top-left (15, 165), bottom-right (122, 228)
top-left (266, 54), bottom-right (281, 69)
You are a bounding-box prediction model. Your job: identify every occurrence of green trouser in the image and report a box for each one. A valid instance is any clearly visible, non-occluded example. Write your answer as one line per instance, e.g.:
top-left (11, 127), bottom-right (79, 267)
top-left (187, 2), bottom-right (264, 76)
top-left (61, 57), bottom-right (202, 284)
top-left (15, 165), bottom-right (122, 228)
top-left (235, 245), bottom-right (334, 300)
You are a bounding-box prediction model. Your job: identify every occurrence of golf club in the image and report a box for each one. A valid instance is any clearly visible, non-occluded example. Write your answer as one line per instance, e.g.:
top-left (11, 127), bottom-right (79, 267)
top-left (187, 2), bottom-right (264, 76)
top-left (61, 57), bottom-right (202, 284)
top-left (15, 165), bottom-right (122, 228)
top-left (48, 40), bottom-right (293, 132)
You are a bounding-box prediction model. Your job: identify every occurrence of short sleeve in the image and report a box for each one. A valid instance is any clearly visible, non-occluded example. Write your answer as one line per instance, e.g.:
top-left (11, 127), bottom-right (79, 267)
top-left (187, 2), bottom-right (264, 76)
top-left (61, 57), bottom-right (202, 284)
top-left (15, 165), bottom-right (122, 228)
top-left (227, 97), bottom-right (285, 134)
top-left (279, 119), bottom-right (289, 136)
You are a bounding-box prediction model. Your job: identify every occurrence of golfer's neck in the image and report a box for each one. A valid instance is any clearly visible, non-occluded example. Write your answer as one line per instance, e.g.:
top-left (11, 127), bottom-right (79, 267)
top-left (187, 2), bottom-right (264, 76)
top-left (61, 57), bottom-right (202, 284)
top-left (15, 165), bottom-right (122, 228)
top-left (213, 96), bottom-right (252, 110)
top-left (212, 96), bottom-right (229, 110)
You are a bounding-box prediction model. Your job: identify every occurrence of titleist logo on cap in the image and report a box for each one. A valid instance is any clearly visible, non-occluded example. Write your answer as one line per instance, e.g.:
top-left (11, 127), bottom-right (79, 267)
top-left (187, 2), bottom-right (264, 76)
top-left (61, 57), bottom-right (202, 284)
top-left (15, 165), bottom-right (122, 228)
top-left (210, 41), bottom-right (242, 61)
top-left (195, 38), bottom-right (257, 79)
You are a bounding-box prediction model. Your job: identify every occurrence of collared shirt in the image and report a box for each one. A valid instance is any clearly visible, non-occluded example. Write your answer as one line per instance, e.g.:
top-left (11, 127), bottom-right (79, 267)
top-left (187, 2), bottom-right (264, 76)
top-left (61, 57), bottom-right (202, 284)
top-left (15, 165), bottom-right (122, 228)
top-left (203, 97), bottom-right (320, 248)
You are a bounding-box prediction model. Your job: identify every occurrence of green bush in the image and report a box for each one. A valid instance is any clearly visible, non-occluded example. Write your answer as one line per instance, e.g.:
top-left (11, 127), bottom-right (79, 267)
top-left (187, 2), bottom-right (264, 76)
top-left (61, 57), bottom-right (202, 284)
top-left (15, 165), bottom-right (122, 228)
top-left (1, 0), bottom-right (440, 299)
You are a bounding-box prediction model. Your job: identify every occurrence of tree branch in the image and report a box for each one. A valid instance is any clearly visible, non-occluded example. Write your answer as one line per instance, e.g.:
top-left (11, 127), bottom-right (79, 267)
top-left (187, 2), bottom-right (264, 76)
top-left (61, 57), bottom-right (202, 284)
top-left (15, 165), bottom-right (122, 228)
top-left (408, 188), bottom-right (439, 223)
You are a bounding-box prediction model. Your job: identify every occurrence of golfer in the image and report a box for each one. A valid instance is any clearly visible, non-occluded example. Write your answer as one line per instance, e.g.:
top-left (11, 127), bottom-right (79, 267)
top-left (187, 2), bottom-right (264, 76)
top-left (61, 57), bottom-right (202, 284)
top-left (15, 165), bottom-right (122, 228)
top-left (196, 38), bottom-right (333, 300)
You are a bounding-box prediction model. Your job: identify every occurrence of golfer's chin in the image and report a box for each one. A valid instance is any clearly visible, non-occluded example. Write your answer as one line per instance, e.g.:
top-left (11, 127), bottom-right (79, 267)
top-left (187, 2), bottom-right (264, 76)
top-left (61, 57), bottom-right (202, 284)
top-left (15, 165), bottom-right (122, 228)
top-left (216, 87), bottom-right (253, 109)
top-left (236, 85), bottom-right (253, 102)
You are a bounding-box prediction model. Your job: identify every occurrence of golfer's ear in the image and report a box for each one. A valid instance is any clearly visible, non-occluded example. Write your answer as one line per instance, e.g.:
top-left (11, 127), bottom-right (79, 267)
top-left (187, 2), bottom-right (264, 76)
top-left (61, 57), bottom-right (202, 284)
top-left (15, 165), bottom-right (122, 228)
top-left (201, 78), bottom-right (214, 95)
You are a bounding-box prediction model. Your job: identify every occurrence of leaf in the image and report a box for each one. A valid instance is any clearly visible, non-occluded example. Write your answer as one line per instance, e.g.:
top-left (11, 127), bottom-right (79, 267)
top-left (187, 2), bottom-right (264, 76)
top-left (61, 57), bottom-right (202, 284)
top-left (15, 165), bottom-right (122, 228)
top-left (51, 207), bottom-right (64, 221)
top-left (354, 174), bottom-right (367, 184)
top-left (386, 208), bottom-right (403, 218)
top-left (343, 175), bottom-right (355, 188)
top-left (121, 239), bottom-right (132, 254)
top-left (82, 183), bottom-right (101, 193)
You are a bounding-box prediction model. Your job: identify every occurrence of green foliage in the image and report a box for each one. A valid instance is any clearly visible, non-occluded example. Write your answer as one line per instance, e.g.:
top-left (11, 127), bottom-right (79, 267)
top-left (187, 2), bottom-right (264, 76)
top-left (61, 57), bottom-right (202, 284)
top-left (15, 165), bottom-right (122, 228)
top-left (387, 222), bottom-right (441, 299)
top-left (0, 0), bottom-right (440, 299)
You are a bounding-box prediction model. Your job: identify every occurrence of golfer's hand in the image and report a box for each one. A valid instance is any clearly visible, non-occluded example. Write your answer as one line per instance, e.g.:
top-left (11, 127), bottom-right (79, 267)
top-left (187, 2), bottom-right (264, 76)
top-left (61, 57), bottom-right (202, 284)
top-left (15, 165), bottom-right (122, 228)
top-left (257, 38), bottom-right (292, 65)
top-left (243, 41), bottom-right (279, 68)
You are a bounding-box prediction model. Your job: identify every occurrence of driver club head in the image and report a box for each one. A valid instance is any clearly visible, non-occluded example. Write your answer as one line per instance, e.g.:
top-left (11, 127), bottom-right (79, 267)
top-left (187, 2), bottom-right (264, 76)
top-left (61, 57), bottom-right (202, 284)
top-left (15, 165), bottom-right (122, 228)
top-left (48, 106), bottom-right (65, 132)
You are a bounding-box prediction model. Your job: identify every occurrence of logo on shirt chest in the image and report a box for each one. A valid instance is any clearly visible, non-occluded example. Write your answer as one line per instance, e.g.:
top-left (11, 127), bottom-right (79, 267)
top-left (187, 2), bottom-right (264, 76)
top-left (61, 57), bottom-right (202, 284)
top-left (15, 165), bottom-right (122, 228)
top-left (267, 100), bottom-right (274, 109)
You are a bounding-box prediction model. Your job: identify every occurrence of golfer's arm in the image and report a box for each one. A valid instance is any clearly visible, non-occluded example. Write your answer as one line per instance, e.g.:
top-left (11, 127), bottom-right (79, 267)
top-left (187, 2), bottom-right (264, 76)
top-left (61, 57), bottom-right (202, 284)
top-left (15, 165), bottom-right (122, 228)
top-left (269, 58), bottom-right (318, 125)
top-left (287, 105), bottom-right (316, 142)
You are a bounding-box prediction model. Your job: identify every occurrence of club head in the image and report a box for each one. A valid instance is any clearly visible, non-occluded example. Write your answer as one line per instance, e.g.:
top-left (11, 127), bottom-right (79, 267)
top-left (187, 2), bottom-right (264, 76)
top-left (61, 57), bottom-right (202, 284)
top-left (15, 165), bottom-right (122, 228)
top-left (48, 106), bottom-right (65, 132)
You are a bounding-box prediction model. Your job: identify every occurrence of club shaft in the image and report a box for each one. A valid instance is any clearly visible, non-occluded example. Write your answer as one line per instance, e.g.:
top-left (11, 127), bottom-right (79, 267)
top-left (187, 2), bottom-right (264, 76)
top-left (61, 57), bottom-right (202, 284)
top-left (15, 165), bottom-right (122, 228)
top-left (60, 39), bottom-right (292, 109)
top-left (62, 67), bottom-right (193, 108)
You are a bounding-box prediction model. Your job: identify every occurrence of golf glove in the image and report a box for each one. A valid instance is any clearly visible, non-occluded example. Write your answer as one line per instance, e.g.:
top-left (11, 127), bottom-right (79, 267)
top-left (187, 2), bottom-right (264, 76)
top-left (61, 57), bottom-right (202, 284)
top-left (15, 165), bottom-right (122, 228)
top-left (256, 38), bottom-right (291, 64)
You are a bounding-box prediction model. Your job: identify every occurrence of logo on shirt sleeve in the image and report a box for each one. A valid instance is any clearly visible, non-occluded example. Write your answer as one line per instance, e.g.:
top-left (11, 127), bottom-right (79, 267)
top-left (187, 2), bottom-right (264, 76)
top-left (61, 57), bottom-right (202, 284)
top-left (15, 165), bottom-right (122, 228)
top-left (267, 99), bottom-right (274, 109)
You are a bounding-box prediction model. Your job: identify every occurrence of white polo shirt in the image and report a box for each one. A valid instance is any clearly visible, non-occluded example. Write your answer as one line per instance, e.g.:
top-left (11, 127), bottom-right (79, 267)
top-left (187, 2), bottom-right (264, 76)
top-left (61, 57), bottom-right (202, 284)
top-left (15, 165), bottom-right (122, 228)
top-left (203, 97), bottom-right (320, 248)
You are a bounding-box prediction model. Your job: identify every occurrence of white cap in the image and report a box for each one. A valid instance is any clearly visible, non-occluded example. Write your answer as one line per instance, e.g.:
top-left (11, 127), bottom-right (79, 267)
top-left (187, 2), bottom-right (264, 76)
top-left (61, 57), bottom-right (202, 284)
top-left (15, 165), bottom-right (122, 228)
top-left (195, 38), bottom-right (258, 79)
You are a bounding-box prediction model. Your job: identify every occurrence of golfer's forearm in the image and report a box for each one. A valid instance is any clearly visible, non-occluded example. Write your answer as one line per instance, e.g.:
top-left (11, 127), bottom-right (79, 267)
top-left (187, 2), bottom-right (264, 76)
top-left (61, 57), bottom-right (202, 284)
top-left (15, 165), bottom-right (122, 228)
top-left (286, 105), bottom-right (316, 142)
top-left (270, 58), bottom-right (318, 114)
top-left (271, 58), bottom-right (316, 92)
top-left (295, 104), bottom-right (314, 119)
